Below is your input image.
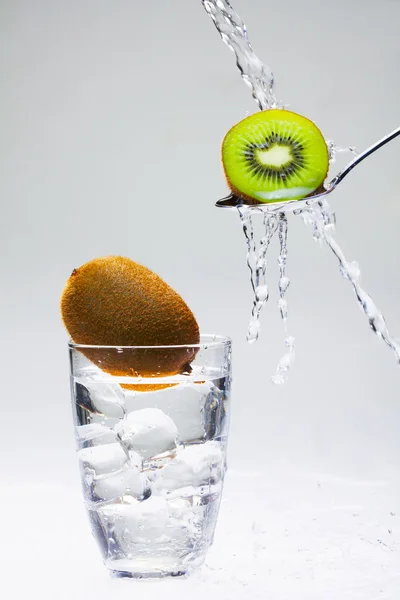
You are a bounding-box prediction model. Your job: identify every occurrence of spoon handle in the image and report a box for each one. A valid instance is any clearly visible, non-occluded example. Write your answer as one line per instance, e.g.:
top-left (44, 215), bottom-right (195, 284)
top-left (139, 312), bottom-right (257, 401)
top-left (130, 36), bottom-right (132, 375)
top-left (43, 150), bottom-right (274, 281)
top-left (330, 126), bottom-right (400, 189)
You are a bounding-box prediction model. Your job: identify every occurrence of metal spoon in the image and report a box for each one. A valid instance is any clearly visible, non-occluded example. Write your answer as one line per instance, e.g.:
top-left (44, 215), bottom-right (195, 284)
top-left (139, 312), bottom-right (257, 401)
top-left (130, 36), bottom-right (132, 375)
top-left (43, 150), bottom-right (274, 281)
top-left (216, 125), bottom-right (400, 214)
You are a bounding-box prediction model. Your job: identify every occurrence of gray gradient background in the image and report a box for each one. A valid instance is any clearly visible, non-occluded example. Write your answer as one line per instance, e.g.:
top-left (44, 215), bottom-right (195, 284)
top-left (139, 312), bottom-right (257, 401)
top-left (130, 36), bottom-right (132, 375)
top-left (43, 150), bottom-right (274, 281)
top-left (1, 0), bottom-right (400, 596)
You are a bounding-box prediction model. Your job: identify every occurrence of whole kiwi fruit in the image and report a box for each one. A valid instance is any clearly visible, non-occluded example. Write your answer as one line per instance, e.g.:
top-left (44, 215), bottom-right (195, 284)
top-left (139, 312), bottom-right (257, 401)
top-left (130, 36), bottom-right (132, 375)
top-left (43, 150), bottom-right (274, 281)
top-left (222, 108), bottom-right (329, 203)
top-left (61, 256), bottom-right (200, 378)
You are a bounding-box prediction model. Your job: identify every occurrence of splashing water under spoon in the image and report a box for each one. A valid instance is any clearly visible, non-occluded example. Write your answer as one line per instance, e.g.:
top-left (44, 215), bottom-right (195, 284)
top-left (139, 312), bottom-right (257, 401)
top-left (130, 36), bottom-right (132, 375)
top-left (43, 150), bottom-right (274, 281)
top-left (215, 122), bottom-right (400, 383)
top-left (216, 125), bottom-right (400, 214)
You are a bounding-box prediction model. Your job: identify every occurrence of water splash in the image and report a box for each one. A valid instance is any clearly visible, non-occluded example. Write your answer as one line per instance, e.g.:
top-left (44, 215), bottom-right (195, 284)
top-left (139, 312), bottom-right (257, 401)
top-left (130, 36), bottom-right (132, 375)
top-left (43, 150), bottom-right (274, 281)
top-left (302, 200), bottom-right (400, 364)
top-left (271, 335), bottom-right (296, 385)
top-left (271, 213), bottom-right (296, 384)
top-left (237, 206), bottom-right (296, 383)
top-left (327, 141), bottom-right (358, 164)
top-left (238, 207), bottom-right (278, 342)
top-left (201, 0), bottom-right (277, 109)
top-left (204, 0), bottom-right (399, 378)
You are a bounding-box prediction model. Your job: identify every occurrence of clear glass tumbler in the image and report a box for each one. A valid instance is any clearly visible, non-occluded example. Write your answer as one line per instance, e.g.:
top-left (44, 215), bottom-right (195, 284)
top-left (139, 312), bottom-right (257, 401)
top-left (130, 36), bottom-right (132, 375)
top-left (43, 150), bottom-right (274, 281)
top-left (69, 335), bottom-right (232, 579)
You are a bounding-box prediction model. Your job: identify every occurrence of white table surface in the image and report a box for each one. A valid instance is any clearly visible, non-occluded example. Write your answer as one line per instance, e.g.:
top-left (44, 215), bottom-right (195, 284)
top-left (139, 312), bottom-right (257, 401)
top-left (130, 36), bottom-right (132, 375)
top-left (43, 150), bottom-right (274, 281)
top-left (3, 469), bottom-right (400, 599)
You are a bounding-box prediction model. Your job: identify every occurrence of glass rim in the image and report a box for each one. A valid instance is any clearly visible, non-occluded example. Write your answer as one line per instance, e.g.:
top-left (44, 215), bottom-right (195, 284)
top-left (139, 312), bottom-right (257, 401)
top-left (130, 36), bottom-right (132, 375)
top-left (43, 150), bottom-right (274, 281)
top-left (68, 333), bottom-right (231, 351)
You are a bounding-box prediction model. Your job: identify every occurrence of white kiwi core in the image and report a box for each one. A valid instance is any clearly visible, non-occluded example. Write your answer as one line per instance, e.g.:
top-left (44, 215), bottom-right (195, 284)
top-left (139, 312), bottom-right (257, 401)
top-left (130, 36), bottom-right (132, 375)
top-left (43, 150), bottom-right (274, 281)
top-left (255, 145), bottom-right (292, 167)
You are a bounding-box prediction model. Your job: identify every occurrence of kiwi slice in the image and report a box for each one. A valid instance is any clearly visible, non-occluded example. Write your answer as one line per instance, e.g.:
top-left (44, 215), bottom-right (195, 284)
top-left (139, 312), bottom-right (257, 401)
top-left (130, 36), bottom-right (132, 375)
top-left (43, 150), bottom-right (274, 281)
top-left (222, 109), bottom-right (329, 203)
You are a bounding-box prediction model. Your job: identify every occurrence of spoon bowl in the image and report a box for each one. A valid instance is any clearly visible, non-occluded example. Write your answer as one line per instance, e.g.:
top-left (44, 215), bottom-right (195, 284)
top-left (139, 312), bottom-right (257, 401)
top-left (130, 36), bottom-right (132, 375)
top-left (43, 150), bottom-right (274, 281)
top-left (216, 125), bottom-right (400, 214)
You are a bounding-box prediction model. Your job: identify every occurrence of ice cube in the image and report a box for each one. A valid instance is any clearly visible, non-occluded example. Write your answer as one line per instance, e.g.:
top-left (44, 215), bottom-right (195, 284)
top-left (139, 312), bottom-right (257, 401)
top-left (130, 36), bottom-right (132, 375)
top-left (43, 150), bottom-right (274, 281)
top-left (152, 441), bottom-right (225, 492)
top-left (80, 381), bottom-right (125, 419)
top-left (114, 408), bottom-right (178, 460)
top-left (75, 423), bottom-right (118, 447)
top-left (94, 464), bottom-right (150, 502)
top-left (78, 442), bottom-right (127, 476)
top-left (123, 383), bottom-right (215, 443)
top-left (99, 496), bottom-right (169, 547)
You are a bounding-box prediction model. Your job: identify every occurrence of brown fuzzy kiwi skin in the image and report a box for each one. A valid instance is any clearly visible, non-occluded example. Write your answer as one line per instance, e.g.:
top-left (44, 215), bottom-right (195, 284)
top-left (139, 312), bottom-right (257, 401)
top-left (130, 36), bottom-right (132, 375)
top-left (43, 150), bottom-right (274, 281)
top-left (61, 256), bottom-right (200, 378)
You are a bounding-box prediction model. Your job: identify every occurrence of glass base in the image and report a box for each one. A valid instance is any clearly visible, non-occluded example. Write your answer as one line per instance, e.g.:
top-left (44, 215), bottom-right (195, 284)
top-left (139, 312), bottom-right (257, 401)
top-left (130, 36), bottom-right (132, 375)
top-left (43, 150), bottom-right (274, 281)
top-left (110, 569), bottom-right (188, 580)
top-left (106, 554), bottom-right (206, 580)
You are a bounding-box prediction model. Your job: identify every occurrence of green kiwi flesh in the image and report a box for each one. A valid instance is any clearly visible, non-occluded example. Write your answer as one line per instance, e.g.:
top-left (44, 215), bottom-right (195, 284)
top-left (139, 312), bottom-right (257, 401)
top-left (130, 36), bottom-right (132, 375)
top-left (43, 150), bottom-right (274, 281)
top-left (222, 109), bottom-right (329, 203)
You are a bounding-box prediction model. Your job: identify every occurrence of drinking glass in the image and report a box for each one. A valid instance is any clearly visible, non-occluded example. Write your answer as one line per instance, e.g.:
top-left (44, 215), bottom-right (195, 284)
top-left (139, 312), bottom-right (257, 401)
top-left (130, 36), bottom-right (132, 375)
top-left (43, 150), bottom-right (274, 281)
top-left (69, 334), bottom-right (232, 579)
